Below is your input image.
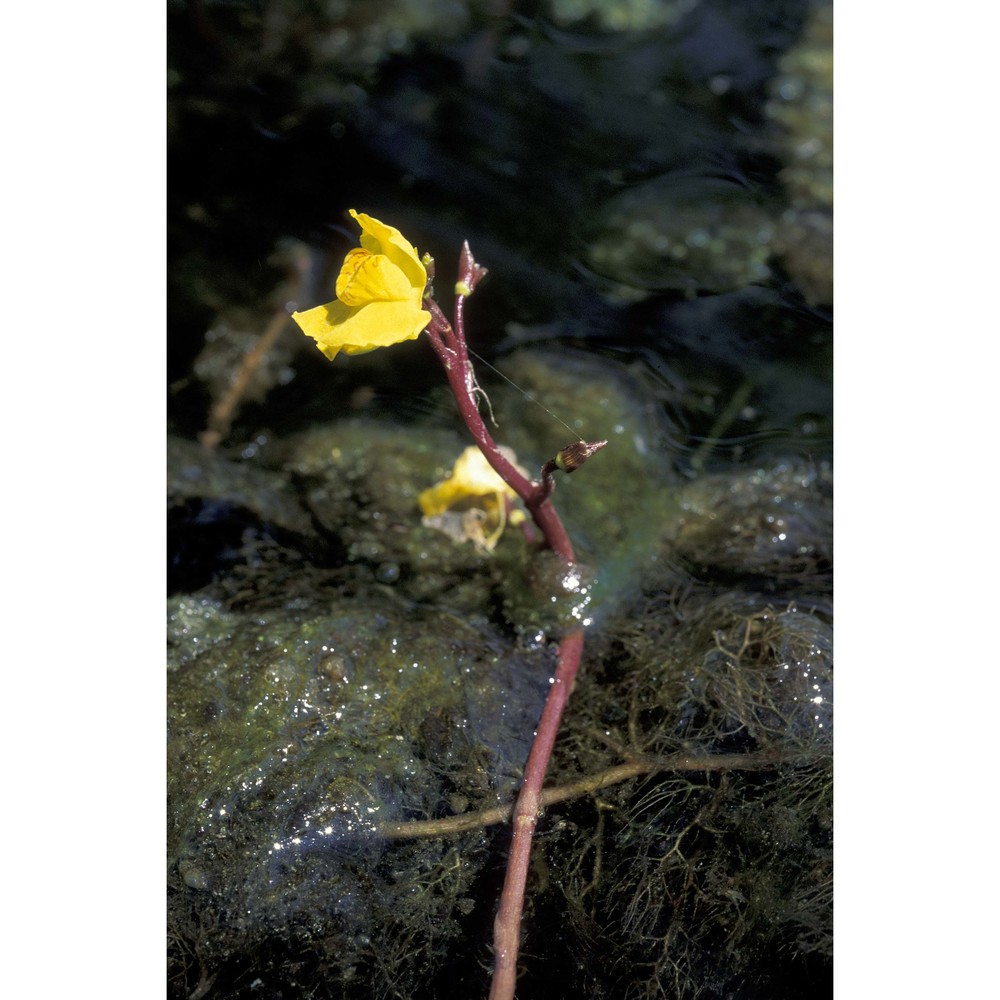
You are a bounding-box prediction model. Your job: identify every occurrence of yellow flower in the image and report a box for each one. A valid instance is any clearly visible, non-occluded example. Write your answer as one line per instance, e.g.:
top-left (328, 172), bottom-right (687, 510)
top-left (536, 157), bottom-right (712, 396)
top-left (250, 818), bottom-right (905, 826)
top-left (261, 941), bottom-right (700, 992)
top-left (419, 446), bottom-right (527, 552)
top-left (292, 210), bottom-right (432, 361)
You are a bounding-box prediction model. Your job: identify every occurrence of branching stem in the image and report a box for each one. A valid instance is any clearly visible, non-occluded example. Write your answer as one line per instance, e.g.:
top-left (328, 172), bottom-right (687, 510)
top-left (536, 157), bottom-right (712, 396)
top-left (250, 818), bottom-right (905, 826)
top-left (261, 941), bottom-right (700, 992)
top-left (422, 246), bottom-right (590, 1000)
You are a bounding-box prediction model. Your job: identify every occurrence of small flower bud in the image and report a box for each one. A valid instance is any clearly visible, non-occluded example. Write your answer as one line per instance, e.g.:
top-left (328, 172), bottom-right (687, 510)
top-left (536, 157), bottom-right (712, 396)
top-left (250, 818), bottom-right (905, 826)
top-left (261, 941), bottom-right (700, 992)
top-left (457, 240), bottom-right (488, 294)
top-left (553, 439), bottom-right (608, 474)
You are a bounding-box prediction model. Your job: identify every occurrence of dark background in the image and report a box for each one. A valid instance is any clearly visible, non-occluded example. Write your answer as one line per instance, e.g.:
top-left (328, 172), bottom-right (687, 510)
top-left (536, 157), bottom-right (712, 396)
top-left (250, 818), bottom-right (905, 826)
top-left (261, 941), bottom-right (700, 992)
top-left (167, 0), bottom-right (831, 467)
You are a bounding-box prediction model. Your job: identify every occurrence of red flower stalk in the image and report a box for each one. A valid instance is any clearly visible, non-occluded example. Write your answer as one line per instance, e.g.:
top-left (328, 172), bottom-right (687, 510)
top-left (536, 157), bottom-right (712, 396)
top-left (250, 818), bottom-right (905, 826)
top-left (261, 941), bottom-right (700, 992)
top-left (422, 243), bottom-right (604, 1000)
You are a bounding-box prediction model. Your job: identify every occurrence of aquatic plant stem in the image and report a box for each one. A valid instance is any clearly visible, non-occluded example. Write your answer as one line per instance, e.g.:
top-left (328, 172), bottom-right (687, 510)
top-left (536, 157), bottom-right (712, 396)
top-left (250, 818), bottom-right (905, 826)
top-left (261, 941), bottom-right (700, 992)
top-left (489, 628), bottom-right (583, 1000)
top-left (422, 247), bottom-right (588, 1000)
top-left (423, 296), bottom-right (574, 561)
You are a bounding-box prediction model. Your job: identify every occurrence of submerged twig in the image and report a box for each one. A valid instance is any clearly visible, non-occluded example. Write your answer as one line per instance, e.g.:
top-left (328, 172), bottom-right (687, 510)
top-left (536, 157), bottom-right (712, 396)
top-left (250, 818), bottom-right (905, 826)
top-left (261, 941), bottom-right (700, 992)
top-left (199, 306), bottom-right (294, 450)
top-left (199, 244), bottom-right (313, 450)
top-left (379, 749), bottom-right (807, 841)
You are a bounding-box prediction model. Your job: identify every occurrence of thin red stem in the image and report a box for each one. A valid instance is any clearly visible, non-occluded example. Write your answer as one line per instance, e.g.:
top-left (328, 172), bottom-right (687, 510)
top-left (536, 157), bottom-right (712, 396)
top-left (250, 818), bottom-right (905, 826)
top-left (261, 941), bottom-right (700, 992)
top-left (424, 296), bottom-right (575, 561)
top-left (423, 276), bottom-right (586, 1000)
top-left (488, 628), bottom-right (583, 1000)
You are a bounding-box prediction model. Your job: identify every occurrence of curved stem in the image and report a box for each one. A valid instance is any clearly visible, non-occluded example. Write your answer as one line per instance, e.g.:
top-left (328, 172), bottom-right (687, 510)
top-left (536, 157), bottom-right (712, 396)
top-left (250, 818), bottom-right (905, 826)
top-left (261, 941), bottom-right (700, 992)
top-left (424, 298), bottom-right (535, 496)
top-left (423, 259), bottom-right (585, 1000)
top-left (424, 297), bottom-right (576, 561)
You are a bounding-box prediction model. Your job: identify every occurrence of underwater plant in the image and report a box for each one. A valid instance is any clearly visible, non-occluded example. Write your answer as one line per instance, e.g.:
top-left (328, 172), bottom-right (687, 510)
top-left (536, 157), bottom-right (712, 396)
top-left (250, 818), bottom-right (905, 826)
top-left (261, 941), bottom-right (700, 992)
top-left (291, 210), bottom-right (607, 1000)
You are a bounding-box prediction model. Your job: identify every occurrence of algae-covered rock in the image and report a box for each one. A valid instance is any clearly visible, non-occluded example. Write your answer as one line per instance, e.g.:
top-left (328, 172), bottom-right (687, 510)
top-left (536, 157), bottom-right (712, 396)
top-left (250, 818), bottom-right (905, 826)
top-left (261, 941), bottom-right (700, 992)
top-left (587, 177), bottom-right (779, 299)
top-left (168, 347), bottom-right (677, 994)
top-left (279, 419), bottom-right (507, 615)
top-left (669, 459), bottom-right (832, 586)
top-left (270, 349), bottom-right (678, 630)
top-left (168, 588), bottom-right (550, 992)
top-left (169, 435), bottom-right (317, 541)
top-left (486, 348), bottom-right (679, 623)
top-left (168, 435), bottom-right (321, 593)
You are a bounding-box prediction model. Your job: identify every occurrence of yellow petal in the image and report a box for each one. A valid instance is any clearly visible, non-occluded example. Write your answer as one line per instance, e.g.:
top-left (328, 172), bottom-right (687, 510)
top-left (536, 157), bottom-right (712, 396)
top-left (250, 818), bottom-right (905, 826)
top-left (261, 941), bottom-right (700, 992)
top-left (418, 478), bottom-right (470, 517)
top-left (418, 447), bottom-right (517, 516)
top-left (451, 447), bottom-right (517, 498)
top-left (350, 210), bottom-right (427, 293)
top-left (292, 211), bottom-right (431, 361)
top-left (292, 298), bottom-right (431, 361)
top-left (336, 248), bottom-right (415, 306)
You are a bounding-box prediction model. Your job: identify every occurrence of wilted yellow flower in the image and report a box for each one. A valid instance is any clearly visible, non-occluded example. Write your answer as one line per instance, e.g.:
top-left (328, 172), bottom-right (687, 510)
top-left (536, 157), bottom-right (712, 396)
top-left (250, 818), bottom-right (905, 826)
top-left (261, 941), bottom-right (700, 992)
top-left (419, 446), bottom-right (527, 551)
top-left (292, 210), bottom-right (432, 361)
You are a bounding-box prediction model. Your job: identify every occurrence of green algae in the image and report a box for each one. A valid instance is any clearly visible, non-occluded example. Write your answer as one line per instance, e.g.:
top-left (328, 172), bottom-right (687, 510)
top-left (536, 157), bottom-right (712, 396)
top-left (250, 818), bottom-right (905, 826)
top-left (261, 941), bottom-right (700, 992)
top-left (168, 347), bottom-right (681, 994)
top-left (486, 349), bottom-right (679, 621)
top-left (170, 349), bottom-right (675, 871)
top-left (588, 178), bottom-right (780, 298)
top-left (541, 578), bottom-right (833, 998)
top-left (168, 593), bottom-right (236, 671)
top-left (168, 594), bottom-right (551, 859)
top-left (168, 588), bottom-right (550, 994)
top-left (669, 460), bottom-right (832, 585)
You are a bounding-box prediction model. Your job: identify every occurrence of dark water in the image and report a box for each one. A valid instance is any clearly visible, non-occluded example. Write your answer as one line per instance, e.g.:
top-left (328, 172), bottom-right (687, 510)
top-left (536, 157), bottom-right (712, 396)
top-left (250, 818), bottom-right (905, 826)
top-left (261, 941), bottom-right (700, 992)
top-left (168, 0), bottom-right (830, 458)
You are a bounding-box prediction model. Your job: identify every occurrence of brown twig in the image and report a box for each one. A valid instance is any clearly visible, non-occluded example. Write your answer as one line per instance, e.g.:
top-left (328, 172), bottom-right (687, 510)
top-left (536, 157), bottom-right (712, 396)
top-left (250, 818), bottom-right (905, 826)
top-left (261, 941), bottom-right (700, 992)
top-left (199, 307), bottom-right (293, 450)
top-left (378, 750), bottom-right (802, 841)
top-left (199, 245), bottom-right (313, 450)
